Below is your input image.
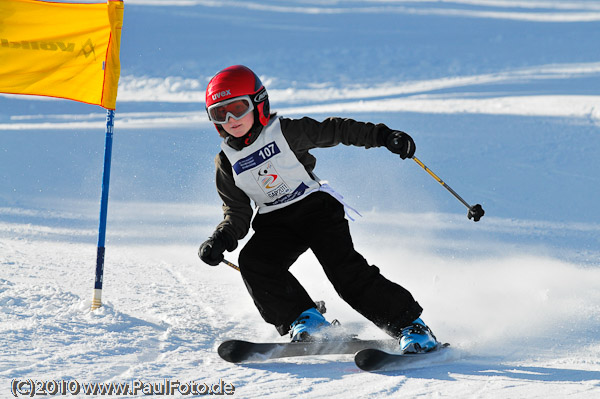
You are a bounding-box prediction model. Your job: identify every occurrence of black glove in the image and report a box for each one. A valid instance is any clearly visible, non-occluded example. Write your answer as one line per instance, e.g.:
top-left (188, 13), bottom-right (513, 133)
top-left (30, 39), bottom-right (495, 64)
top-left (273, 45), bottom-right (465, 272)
top-left (385, 130), bottom-right (416, 159)
top-left (198, 230), bottom-right (237, 266)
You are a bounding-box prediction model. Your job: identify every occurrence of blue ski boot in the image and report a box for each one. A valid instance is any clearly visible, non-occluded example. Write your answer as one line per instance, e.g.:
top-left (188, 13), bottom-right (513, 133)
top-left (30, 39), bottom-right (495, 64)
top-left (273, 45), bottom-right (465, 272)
top-left (399, 318), bottom-right (439, 353)
top-left (289, 307), bottom-right (331, 342)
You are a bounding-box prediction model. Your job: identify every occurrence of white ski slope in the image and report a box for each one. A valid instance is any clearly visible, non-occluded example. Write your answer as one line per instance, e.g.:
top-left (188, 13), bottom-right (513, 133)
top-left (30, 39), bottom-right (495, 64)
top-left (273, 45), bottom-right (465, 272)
top-left (1, 1), bottom-right (599, 398)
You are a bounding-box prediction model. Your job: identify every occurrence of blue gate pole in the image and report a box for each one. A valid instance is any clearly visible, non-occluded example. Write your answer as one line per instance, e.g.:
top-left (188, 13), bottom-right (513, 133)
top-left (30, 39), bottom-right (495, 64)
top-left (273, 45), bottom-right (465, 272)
top-left (91, 109), bottom-right (115, 310)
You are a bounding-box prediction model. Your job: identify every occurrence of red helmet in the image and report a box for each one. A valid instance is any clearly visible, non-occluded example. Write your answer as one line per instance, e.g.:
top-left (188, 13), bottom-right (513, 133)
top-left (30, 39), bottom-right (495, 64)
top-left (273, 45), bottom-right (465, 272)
top-left (205, 65), bottom-right (270, 130)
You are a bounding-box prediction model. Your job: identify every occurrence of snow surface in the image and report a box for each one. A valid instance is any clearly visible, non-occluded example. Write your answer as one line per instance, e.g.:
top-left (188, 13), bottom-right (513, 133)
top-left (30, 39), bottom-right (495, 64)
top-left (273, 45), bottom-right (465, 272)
top-left (1, 0), bottom-right (600, 398)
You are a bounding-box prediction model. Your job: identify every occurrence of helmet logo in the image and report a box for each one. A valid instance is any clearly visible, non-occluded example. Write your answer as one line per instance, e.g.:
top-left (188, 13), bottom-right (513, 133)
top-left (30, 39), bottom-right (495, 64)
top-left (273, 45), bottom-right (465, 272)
top-left (254, 88), bottom-right (268, 103)
top-left (211, 89), bottom-right (231, 101)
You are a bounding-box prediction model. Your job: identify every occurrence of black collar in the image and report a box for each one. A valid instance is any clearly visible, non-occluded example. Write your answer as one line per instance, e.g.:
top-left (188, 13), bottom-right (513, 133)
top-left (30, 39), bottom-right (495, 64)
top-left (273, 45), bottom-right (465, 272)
top-left (224, 123), bottom-right (263, 151)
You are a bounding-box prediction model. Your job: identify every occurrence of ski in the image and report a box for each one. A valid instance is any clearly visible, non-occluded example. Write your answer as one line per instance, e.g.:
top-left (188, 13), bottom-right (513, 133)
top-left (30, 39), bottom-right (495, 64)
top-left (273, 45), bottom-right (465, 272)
top-left (218, 338), bottom-right (399, 363)
top-left (354, 343), bottom-right (451, 372)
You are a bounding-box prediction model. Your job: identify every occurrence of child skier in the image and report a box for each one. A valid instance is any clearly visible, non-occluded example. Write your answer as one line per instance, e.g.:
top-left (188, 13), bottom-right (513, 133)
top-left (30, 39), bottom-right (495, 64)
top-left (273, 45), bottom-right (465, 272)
top-left (199, 65), bottom-right (438, 353)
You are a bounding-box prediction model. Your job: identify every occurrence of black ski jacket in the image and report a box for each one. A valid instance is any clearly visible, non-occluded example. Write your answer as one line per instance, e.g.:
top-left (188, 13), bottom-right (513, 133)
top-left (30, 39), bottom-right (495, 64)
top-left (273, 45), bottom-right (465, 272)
top-left (212, 116), bottom-right (394, 242)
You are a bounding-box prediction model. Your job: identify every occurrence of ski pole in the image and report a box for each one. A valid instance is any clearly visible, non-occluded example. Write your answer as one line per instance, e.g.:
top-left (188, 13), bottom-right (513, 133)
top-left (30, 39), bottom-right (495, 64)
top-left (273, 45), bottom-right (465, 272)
top-left (412, 156), bottom-right (485, 221)
top-left (221, 258), bottom-right (240, 272)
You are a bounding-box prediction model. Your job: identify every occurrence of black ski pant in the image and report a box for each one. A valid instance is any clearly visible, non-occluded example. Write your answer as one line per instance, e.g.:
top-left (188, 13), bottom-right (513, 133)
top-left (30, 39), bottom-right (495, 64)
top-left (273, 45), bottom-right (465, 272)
top-left (238, 191), bottom-right (423, 337)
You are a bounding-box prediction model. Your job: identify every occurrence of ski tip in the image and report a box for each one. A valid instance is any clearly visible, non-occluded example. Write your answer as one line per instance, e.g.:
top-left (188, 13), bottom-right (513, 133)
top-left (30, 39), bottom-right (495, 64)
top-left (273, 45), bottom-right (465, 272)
top-left (355, 342), bottom-right (451, 372)
top-left (354, 348), bottom-right (387, 372)
top-left (217, 340), bottom-right (253, 363)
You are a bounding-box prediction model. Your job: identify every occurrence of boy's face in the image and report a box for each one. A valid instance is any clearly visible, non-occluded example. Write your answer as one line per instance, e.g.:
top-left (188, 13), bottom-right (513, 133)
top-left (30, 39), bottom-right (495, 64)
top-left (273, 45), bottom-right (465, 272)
top-left (221, 111), bottom-right (255, 138)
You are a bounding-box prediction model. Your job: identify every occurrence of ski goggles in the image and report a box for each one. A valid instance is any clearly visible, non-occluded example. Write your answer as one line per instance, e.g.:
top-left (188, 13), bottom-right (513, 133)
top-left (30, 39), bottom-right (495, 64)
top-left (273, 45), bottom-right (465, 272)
top-left (207, 95), bottom-right (254, 124)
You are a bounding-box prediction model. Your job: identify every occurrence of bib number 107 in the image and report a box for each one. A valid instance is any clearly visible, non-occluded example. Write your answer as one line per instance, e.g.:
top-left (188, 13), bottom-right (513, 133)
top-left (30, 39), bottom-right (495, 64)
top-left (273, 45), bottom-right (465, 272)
top-left (259, 143), bottom-right (278, 160)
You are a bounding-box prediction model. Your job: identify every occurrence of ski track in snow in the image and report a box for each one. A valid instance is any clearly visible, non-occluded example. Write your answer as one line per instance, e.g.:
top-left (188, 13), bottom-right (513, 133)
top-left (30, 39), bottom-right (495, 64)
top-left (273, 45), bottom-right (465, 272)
top-left (2, 1), bottom-right (600, 398)
top-left (1, 226), bottom-right (600, 398)
top-left (3, 61), bottom-right (600, 130)
top-left (113, 0), bottom-right (600, 23)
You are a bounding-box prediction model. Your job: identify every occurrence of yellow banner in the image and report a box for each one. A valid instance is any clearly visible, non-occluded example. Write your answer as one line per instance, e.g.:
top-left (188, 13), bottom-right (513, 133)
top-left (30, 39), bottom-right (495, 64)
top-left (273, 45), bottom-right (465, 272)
top-left (0, 0), bottom-right (124, 109)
